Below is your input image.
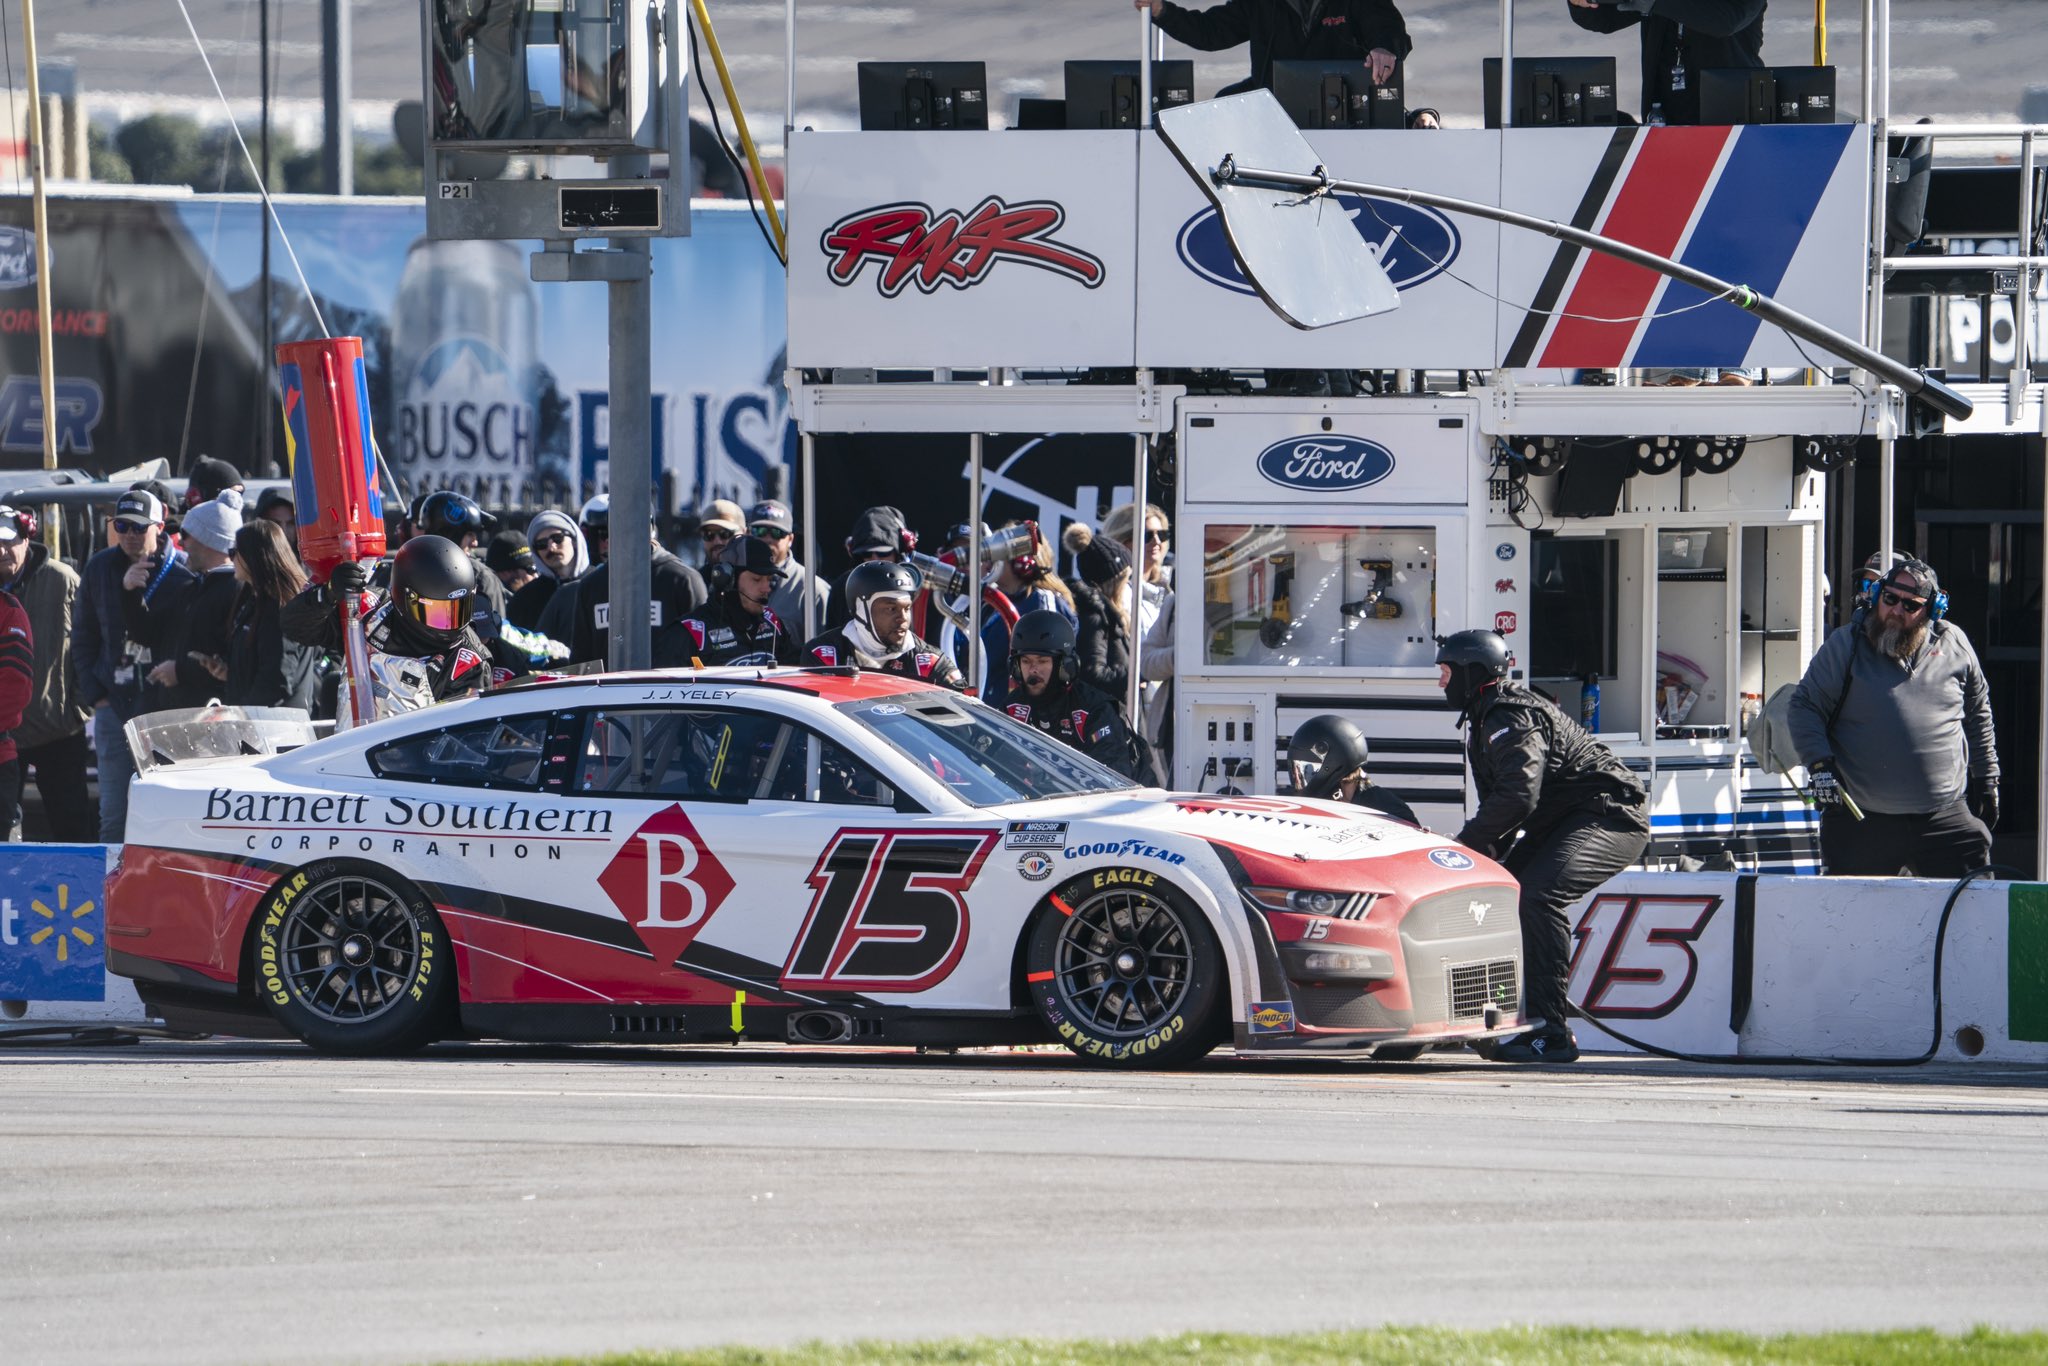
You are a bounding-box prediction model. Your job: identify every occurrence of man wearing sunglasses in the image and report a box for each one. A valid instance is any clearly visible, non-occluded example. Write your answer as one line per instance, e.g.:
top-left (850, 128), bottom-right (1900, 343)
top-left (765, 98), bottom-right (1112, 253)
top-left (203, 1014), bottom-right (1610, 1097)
top-left (746, 500), bottom-right (828, 634)
top-left (1788, 557), bottom-right (2000, 877)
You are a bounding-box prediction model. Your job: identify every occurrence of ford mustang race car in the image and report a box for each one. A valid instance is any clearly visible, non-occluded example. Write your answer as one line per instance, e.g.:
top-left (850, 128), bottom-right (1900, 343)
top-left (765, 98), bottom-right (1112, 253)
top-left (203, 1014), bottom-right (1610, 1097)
top-left (107, 670), bottom-right (1524, 1066)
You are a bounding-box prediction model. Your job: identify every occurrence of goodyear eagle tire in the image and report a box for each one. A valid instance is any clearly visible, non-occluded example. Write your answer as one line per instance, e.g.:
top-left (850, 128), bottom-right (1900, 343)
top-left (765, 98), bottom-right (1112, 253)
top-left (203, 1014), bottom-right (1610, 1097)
top-left (253, 859), bottom-right (454, 1055)
top-left (1025, 868), bottom-right (1225, 1068)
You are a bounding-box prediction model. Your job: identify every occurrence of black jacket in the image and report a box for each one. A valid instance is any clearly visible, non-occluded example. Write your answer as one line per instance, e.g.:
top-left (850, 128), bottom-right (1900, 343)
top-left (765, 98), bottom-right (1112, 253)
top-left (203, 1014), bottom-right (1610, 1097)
top-left (1070, 581), bottom-right (1134, 701)
top-left (75, 544), bottom-right (196, 719)
top-left (1004, 678), bottom-right (1162, 786)
top-left (1349, 782), bottom-right (1419, 826)
top-left (124, 564), bottom-right (236, 709)
top-left (671, 593), bottom-right (799, 667)
top-left (802, 628), bottom-right (968, 690)
top-left (1567, 0), bottom-right (1766, 123)
top-left (568, 549), bottom-right (708, 665)
top-left (281, 578), bottom-right (501, 704)
top-left (1456, 681), bottom-right (1647, 859)
top-left (225, 592), bottom-right (312, 709)
top-left (1154, 0), bottom-right (1412, 94)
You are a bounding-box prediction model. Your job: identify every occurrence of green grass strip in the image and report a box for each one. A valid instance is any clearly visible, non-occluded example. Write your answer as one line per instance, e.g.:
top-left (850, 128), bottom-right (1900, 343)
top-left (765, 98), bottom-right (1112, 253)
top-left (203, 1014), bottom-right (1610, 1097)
top-left (492, 1325), bottom-right (2048, 1366)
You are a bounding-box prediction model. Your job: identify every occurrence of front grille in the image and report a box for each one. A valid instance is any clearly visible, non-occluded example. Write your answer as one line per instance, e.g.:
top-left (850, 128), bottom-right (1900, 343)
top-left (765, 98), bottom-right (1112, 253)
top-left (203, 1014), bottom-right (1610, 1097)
top-left (1448, 959), bottom-right (1518, 1020)
top-left (1407, 886), bottom-right (1516, 941)
top-left (1289, 985), bottom-right (1407, 1032)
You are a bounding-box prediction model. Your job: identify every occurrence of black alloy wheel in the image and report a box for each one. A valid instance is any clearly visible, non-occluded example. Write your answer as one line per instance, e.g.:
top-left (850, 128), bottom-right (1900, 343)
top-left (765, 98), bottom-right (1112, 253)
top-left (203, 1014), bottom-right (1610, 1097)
top-left (1025, 873), bottom-right (1224, 1067)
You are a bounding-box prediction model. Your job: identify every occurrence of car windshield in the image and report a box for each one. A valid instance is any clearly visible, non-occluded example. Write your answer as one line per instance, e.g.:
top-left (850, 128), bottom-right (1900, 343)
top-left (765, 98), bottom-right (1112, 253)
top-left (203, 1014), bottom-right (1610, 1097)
top-left (839, 692), bottom-right (1136, 806)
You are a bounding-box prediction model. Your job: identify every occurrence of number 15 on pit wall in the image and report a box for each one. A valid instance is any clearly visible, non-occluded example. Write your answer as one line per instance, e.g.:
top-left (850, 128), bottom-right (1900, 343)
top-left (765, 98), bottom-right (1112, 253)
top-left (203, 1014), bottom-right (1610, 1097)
top-left (1566, 886), bottom-right (1737, 1054)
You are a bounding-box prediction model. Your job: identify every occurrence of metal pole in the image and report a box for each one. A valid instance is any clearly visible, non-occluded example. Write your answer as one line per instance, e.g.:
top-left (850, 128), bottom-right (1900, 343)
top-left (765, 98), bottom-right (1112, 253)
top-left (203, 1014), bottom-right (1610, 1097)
top-left (2040, 433), bottom-right (2048, 879)
top-left (321, 0), bottom-right (352, 195)
top-left (1859, 0), bottom-right (1874, 123)
top-left (800, 431), bottom-right (817, 640)
top-left (606, 234), bottom-right (654, 671)
top-left (260, 0), bottom-right (275, 478)
top-left (1499, 0), bottom-right (1514, 129)
top-left (18, 0), bottom-right (57, 494)
top-left (1139, 6), bottom-right (1153, 129)
top-left (1877, 435), bottom-right (1894, 567)
top-left (1863, 0), bottom-right (1888, 373)
top-left (784, 0), bottom-right (795, 142)
top-left (2012, 130), bottom-right (2035, 413)
top-left (1128, 434), bottom-right (1146, 740)
top-left (968, 433), bottom-right (983, 697)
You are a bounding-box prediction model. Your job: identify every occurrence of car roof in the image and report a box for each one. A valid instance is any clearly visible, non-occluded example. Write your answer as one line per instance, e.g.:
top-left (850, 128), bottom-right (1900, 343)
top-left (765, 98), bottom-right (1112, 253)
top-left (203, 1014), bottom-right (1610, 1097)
top-left (497, 665), bottom-right (950, 706)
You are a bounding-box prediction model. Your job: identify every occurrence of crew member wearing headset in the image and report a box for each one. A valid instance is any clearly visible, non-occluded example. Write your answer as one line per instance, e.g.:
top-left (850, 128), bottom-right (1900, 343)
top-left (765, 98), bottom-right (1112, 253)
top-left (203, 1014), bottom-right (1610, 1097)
top-left (1003, 608), bottom-right (1161, 786)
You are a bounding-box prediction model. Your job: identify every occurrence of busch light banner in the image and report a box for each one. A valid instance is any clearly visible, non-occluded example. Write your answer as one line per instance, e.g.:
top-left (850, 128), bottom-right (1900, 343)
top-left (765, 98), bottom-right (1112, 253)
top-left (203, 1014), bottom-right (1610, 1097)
top-left (787, 124), bottom-right (1868, 371)
top-left (0, 846), bottom-right (109, 1001)
top-left (0, 196), bottom-right (789, 510)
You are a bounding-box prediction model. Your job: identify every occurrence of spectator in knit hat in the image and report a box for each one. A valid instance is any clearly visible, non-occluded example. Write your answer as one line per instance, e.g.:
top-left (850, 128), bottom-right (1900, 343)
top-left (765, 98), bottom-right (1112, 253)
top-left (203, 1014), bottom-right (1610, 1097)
top-left (0, 504), bottom-right (94, 841)
top-left (1062, 521), bottom-right (1138, 703)
top-left (132, 489), bottom-right (244, 710)
top-left (185, 456), bottom-right (244, 512)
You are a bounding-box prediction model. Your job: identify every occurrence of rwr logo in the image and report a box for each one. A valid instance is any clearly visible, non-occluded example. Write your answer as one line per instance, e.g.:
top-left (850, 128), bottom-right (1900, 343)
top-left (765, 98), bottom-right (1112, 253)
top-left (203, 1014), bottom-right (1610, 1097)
top-left (597, 804), bottom-right (736, 966)
top-left (821, 196), bottom-right (1106, 297)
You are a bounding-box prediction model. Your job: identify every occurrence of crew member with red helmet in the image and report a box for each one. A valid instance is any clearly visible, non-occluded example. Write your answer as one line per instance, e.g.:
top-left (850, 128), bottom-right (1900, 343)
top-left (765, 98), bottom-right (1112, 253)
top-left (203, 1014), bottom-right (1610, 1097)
top-left (802, 560), bottom-right (966, 690)
top-left (1002, 608), bottom-right (1159, 785)
top-left (670, 534), bottom-right (799, 667)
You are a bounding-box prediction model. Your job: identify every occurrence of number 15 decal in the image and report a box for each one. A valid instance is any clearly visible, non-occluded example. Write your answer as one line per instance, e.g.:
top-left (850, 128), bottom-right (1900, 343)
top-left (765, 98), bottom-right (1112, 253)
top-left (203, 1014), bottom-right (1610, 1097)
top-left (782, 829), bottom-right (999, 992)
top-left (1568, 894), bottom-right (1721, 1019)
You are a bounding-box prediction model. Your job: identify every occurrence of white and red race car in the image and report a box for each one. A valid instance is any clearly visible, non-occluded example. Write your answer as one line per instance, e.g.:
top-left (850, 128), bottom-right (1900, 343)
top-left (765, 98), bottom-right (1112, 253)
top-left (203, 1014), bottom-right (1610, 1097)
top-left (107, 670), bottom-right (1524, 1066)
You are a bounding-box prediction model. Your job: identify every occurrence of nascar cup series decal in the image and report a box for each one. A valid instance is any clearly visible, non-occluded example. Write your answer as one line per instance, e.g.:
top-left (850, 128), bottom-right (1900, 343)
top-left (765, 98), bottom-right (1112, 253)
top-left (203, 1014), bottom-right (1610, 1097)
top-left (1428, 848), bottom-right (1476, 870)
top-left (1176, 195), bottom-right (1459, 297)
top-left (1255, 434), bottom-right (1395, 493)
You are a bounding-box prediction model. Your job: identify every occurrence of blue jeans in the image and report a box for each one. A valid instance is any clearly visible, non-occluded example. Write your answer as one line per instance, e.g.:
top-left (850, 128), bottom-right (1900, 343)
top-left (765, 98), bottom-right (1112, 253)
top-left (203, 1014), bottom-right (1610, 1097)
top-left (93, 707), bottom-right (136, 844)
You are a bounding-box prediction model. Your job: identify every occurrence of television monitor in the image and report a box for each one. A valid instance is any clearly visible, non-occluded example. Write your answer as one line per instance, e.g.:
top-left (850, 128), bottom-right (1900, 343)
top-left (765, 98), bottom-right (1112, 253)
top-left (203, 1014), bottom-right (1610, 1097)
top-left (1698, 66), bottom-right (1837, 125)
top-left (1015, 97), bottom-right (1066, 130)
top-left (1483, 57), bottom-right (1618, 128)
top-left (1770, 65), bottom-right (1837, 124)
top-left (1270, 59), bottom-right (1406, 130)
top-left (857, 62), bottom-right (989, 131)
top-left (1063, 60), bottom-right (1195, 129)
top-left (1551, 438), bottom-right (1633, 520)
top-left (1530, 535), bottom-right (1620, 681)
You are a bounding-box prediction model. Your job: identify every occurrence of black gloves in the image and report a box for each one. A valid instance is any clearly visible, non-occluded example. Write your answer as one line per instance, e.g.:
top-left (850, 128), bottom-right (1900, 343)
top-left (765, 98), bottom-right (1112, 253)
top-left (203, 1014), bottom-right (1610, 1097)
top-left (330, 559), bottom-right (371, 597)
top-left (1969, 782), bottom-right (1999, 830)
top-left (1806, 759), bottom-right (1843, 809)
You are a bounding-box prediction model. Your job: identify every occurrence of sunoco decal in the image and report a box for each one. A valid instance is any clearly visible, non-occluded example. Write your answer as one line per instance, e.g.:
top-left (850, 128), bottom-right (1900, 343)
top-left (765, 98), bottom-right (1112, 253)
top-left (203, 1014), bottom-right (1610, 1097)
top-left (1176, 195), bottom-right (1459, 297)
top-left (1255, 435), bottom-right (1395, 493)
top-left (1247, 1001), bottom-right (1296, 1035)
top-left (821, 197), bottom-right (1106, 296)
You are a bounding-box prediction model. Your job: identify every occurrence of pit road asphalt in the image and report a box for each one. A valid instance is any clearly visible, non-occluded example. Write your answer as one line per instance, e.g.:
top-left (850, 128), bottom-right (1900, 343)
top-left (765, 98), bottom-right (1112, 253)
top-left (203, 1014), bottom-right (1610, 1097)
top-left (3, 1042), bottom-right (2045, 1365)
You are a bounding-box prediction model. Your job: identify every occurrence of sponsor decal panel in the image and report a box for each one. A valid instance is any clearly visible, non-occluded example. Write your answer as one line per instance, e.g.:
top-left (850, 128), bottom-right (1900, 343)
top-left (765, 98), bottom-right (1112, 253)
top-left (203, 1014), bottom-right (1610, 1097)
top-left (598, 804), bottom-right (738, 965)
top-left (1495, 542), bottom-right (1517, 561)
top-left (1247, 1000), bottom-right (1296, 1035)
top-left (0, 846), bottom-right (106, 1000)
top-left (1017, 852), bottom-right (1055, 881)
top-left (782, 829), bottom-right (999, 991)
top-left (1254, 435), bottom-right (1395, 493)
top-left (821, 197), bottom-right (1106, 297)
top-left (1063, 837), bottom-right (1187, 866)
top-left (1567, 893), bottom-right (1719, 1019)
top-left (1175, 196), bottom-right (1459, 297)
top-left (202, 788), bottom-right (613, 860)
top-left (1005, 820), bottom-right (1068, 849)
top-left (1495, 610), bottom-right (1518, 635)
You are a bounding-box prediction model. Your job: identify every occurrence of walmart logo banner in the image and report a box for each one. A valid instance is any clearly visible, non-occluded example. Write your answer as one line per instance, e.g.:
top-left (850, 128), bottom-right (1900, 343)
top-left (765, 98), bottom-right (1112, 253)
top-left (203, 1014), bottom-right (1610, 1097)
top-left (0, 847), bottom-right (107, 1000)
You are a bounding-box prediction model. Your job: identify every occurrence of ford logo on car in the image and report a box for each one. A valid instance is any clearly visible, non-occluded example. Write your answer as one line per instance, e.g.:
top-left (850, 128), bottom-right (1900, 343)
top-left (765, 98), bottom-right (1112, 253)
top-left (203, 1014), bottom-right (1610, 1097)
top-left (1175, 195), bottom-right (1460, 298)
top-left (1255, 435), bottom-right (1395, 492)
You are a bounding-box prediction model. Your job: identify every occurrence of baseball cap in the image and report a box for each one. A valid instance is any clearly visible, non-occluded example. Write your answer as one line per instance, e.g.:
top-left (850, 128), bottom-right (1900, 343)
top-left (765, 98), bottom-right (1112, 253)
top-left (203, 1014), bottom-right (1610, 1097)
top-left (114, 490), bottom-right (167, 527)
top-left (701, 499), bottom-right (746, 536)
top-left (484, 529), bottom-right (542, 575)
top-left (748, 500), bottom-right (793, 535)
top-left (1883, 560), bottom-right (1941, 599)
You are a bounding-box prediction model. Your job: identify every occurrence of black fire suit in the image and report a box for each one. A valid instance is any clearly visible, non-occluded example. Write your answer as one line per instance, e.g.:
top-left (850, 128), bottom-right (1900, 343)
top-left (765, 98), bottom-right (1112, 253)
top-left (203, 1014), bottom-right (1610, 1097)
top-left (1152, 0), bottom-right (1413, 96)
top-left (1457, 680), bottom-right (1649, 1032)
top-left (1348, 781), bottom-right (1418, 826)
top-left (1567, 0), bottom-right (1767, 125)
top-left (281, 583), bottom-right (503, 714)
top-left (802, 628), bottom-right (969, 691)
top-left (1005, 680), bottom-right (1162, 786)
top-left (668, 593), bottom-right (798, 667)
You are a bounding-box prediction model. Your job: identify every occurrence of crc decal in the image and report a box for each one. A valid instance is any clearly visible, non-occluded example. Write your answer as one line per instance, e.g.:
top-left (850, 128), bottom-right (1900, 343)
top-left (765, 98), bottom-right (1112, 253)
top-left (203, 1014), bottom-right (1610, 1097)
top-left (1176, 195), bottom-right (1460, 297)
top-left (1568, 893), bottom-right (1720, 1019)
top-left (821, 197), bottom-right (1106, 297)
top-left (1005, 820), bottom-right (1068, 848)
top-left (1255, 435), bottom-right (1395, 493)
top-left (1017, 852), bottom-right (1055, 881)
top-left (1495, 611), bottom-right (1518, 635)
top-left (1247, 1000), bottom-right (1297, 1035)
top-left (1427, 848), bottom-right (1475, 871)
top-left (782, 829), bottom-right (999, 991)
top-left (598, 803), bottom-right (737, 965)
top-left (1063, 838), bottom-right (1187, 866)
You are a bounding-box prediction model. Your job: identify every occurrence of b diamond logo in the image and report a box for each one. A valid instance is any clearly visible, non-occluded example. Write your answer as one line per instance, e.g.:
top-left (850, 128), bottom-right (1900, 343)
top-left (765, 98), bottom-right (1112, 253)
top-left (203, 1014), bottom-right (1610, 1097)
top-left (598, 804), bottom-right (736, 966)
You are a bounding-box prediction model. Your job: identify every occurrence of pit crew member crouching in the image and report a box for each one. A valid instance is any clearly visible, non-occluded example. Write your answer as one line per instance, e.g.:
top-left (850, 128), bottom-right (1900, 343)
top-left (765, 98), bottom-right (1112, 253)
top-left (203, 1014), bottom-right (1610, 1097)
top-left (281, 536), bottom-right (517, 721)
top-left (1437, 628), bottom-right (1648, 1065)
top-left (1288, 713), bottom-right (1419, 824)
top-left (1004, 608), bottom-right (1161, 786)
top-left (802, 560), bottom-right (966, 690)
top-left (668, 534), bottom-right (799, 667)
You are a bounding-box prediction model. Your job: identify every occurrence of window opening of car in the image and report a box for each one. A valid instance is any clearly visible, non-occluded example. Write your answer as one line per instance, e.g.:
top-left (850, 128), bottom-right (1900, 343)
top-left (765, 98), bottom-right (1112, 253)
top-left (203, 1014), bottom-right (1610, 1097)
top-left (369, 713), bottom-right (550, 788)
top-left (573, 708), bottom-right (897, 807)
top-left (840, 692), bottom-right (1134, 806)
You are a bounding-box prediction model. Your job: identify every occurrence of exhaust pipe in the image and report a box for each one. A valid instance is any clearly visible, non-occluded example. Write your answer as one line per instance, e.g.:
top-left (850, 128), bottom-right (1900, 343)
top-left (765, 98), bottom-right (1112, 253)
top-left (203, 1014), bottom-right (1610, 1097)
top-left (789, 1010), bottom-right (855, 1044)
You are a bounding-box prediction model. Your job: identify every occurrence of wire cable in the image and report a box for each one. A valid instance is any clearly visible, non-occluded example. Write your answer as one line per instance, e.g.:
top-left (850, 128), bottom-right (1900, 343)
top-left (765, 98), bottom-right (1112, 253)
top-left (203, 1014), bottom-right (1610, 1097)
top-left (1568, 864), bottom-right (2022, 1067)
top-left (170, 0), bottom-right (329, 338)
top-left (687, 18), bottom-right (783, 264)
top-left (0, 0), bottom-right (22, 196)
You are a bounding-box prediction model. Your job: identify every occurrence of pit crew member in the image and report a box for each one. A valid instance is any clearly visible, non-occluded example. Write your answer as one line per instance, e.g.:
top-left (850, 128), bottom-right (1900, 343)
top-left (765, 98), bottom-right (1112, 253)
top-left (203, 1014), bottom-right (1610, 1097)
top-left (1288, 713), bottom-right (1419, 824)
top-left (671, 534), bottom-right (799, 667)
top-left (1003, 608), bottom-right (1161, 786)
top-left (802, 559), bottom-right (967, 690)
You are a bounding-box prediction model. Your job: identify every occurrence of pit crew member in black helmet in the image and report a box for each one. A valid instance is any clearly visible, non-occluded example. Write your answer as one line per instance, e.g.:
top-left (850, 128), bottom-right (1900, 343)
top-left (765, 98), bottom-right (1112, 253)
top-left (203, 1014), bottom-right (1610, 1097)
top-left (1004, 608), bottom-right (1161, 785)
top-left (281, 535), bottom-right (515, 720)
top-left (669, 534), bottom-right (798, 667)
top-left (1288, 713), bottom-right (1418, 824)
top-left (802, 559), bottom-right (967, 690)
top-left (412, 490), bottom-right (512, 639)
top-left (1436, 628), bottom-right (1647, 1065)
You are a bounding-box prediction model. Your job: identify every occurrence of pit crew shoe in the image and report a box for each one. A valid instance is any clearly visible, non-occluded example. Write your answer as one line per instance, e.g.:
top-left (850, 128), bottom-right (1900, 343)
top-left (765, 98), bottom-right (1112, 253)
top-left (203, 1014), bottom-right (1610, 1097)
top-left (1490, 1029), bottom-right (1580, 1064)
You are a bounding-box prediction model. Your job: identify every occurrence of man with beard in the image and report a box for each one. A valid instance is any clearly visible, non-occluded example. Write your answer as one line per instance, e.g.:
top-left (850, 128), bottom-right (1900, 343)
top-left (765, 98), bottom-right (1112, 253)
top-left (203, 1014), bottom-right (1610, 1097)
top-left (1002, 609), bottom-right (1160, 785)
top-left (802, 560), bottom-right (966, 690)
top-left (1789, 558), bottom-right (1998, 876)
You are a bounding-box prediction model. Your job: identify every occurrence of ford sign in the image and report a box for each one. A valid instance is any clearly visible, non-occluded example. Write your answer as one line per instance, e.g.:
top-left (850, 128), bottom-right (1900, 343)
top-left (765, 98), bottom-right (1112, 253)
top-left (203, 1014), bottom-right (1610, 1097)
top-left (1176, 194), bottom-right (1460, 298)
top-left (0, 227), bottom-right (39, 290)
top-left (1255, 435), bottom-right (1395, 492)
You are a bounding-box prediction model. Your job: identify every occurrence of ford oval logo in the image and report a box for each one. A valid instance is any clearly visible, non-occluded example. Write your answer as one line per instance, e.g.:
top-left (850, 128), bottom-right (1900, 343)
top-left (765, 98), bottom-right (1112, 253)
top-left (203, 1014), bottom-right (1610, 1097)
top-left (1256, 435), bottom-right (1395, 492)
top-left (1428, 848), bottom-right (1475, 871)
top-left (0, 226), bottom-right (39, 290)
top-left (1175, 195), bottom-right (1460, 297)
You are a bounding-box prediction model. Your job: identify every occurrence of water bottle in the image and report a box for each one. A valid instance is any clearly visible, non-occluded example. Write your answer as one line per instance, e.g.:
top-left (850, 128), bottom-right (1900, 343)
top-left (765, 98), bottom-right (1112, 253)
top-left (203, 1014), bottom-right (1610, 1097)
top-left (1580, 673), bottom-right (1601, 732)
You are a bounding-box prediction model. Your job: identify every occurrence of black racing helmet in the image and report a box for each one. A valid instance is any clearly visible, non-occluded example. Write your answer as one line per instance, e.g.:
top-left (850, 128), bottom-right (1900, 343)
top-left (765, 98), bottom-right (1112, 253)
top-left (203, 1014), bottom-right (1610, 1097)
top-left (710, 533), bottom-right (779, 605)
top-left (1288, 714), bottom-right (1370, 800)
top-left (846, 559), bottom-right (923, 632)
top-left (1435, 628), bottom-right (1512, 711)
top-left (1008, 608), bottom-right (1077, 687)
top-left (390, 534), bottom-right (479, 641)
top-left (415, 490), bottom-right (498, 541)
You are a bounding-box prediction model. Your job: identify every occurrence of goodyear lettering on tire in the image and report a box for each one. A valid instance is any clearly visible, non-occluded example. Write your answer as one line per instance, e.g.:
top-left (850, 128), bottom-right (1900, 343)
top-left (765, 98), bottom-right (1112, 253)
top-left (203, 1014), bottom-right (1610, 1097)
top-left (255, 870), bottom-right (311, 1005)
top-left (1053, 1013), bottom-right (1186, 1062)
